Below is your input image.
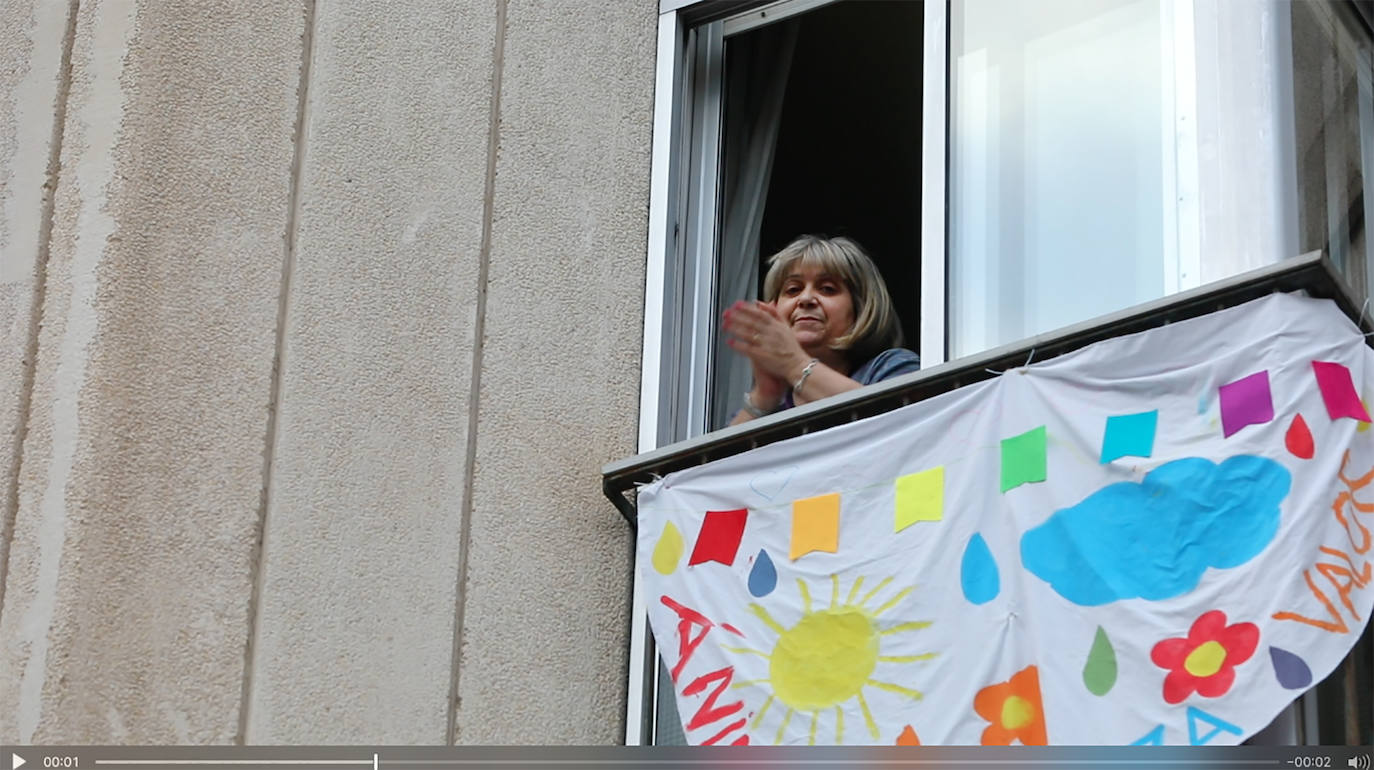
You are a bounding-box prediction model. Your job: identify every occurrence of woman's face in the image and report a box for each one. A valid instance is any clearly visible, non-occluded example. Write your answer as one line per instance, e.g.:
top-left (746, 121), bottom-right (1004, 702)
top-left (776, 263), bottom-right (855, 354)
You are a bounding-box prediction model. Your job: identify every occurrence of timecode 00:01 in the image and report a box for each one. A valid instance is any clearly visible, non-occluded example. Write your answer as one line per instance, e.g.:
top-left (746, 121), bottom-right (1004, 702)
top-left (42, 758), bottom-right (77, 768)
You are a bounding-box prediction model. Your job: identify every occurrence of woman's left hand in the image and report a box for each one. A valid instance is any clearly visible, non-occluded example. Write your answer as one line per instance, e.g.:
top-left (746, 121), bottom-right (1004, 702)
top-left (723, 300), bottom-right (811, 382)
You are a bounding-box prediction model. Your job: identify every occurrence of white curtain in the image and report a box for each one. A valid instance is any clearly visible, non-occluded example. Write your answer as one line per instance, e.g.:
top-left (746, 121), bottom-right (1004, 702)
top-left (709, 20), bottom-right (800, 430)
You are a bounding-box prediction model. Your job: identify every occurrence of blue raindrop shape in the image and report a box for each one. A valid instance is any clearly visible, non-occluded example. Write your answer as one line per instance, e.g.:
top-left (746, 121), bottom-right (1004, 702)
top-left (961, 533), bottom-right (1000, 605)
top-left (748, 548), bottom-right (777, 597)
top-left (1269, 646), bottom-right (1313, 690)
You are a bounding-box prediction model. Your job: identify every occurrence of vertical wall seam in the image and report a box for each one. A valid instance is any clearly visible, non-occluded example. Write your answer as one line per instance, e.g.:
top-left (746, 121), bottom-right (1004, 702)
top-left (0, 0), bottom-right (82, 629)
top-left (236, 0), bottom-right (318, 745)
top-left (446, 0), bottom-right (508, 746)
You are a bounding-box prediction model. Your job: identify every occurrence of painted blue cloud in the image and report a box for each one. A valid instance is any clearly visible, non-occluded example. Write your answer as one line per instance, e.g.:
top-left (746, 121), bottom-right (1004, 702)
top-left (1020, 455), bottom-right (1290, 606)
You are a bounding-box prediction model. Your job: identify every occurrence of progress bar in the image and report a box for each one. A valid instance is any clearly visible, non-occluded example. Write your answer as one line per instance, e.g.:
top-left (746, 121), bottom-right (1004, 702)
top-left (3, 746), bottom-right (1370, 770)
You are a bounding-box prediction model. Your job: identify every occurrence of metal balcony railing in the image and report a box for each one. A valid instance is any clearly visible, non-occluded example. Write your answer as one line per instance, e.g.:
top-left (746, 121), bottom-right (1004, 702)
top-left (604, 250), bottom-right (1371, 528)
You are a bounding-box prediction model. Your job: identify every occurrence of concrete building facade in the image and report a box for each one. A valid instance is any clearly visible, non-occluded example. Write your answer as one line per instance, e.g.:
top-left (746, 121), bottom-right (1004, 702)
top-left (1, 0), bottom-right (654, 744)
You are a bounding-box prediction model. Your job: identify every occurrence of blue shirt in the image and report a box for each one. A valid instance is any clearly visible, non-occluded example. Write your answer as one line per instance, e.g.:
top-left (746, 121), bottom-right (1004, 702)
top-left (851, 348), bottom-right (923, 385)
top-left (781, 348), bottom-right (921, 409)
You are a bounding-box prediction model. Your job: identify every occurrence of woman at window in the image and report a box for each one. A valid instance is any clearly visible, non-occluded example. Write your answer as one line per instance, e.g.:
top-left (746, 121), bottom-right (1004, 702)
top-left (724, 234), bottom-right (920, 424)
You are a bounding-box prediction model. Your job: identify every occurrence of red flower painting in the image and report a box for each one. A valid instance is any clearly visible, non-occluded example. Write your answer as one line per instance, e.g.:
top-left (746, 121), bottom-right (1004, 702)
top-left (1150, 610), bottom-right (1258, 704)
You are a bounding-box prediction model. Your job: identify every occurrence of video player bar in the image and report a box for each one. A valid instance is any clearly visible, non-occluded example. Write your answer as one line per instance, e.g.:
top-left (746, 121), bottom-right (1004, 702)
top-left (2, 746), bottom-right (1371, 770)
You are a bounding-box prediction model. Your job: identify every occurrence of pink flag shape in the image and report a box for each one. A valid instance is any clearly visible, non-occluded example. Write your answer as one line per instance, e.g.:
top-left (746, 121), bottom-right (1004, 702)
top-left (1312, 360), bottom-right (1371, 422)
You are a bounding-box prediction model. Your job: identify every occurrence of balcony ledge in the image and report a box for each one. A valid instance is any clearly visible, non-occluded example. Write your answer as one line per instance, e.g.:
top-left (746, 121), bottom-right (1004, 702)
top-left (603, 250), bottom-right (1365, 528)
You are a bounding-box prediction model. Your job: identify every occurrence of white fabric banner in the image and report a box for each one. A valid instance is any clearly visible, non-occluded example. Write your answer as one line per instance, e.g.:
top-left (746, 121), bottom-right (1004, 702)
top-left (637, 293), bottom-right (1374, 746)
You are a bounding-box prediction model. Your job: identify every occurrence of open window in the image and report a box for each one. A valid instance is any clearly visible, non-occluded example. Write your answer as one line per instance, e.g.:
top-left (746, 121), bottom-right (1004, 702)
top-left (655, 0), bottom-right (942, 444)
top-left (709, 0), bottom-right (926, 431)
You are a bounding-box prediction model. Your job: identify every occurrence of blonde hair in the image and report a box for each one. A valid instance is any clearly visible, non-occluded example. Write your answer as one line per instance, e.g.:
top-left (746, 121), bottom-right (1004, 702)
top-left (761, 234), bottom-right (904, 365)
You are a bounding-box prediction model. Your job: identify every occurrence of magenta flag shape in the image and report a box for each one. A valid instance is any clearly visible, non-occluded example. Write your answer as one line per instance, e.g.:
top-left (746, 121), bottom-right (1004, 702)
top-left (1218, 371), bottom-right (1274, 438)
top-left (1312, 360), bottom-right (1371, 422)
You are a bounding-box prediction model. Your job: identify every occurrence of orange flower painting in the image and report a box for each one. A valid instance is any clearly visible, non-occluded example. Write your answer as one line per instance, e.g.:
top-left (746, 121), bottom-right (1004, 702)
top-left (1150, 609), bottom-right (1258, 704)
top-left (973, 665), bottom-right (1047, 745)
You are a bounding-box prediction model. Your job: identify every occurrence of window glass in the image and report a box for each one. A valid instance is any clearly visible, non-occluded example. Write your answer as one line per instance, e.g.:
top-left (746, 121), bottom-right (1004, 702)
top-left (949, 0), bottom-right (1172, 357)
top-left (1291, 0), bottom-right (1374, 301)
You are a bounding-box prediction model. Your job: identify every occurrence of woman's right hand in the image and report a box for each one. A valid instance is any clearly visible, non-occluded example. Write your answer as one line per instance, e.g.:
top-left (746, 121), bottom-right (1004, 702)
top-left (723, 300), bottom-right (789, 417)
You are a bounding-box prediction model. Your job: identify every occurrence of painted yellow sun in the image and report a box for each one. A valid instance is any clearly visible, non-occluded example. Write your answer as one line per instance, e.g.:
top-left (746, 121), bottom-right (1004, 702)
top-left (723, 574), bottom-right (937, 745)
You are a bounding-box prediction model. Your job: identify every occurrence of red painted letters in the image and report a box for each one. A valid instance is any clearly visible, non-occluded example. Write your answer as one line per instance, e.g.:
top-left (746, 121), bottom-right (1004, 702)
top-left (682, 666), bottom-right (745, 731)
top-left (660, 595), bottom-right (751, 745)
top-left (660, 595), bottom-right (714, 683)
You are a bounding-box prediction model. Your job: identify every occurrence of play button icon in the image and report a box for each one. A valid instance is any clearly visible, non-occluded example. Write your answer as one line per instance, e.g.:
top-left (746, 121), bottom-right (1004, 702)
top-left (12, 754), bottom-right (25, 770)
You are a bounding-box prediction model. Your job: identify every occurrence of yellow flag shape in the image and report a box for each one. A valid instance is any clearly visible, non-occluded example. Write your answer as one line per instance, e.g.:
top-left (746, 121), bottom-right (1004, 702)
top-left (790, 492), bottom-right (840, 560)
top-left (895, 466), bottom-right (944, 532)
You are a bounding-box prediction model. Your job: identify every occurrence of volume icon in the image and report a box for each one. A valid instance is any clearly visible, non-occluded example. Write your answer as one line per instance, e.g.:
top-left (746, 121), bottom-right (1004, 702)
top-left (1349, 755), bottom-right (1371, 770)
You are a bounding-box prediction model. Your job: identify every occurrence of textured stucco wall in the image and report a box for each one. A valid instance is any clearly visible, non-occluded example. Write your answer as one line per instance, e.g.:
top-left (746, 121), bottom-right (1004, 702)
top-left (243, 0), bottom-right (496, 743)
top-left (0, 0), bottom-right (656, 745)
top-left (0, 0), bottom-right (73, 627)
top-left (451, 1), bottom-right (655, 744)
top-left (0, 0), bottom-right (306, 742)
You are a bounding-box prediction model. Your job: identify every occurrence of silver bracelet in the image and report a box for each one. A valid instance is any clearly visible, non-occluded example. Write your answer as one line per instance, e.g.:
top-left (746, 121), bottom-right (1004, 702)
top-left (793, 358), bottom-right (820, 395)
top-left (741, 391), bottom-right (774, 418)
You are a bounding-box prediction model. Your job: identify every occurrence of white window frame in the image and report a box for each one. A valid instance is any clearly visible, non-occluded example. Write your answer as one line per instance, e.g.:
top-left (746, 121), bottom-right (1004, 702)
top-left (628, 0), bottom-right (949, 744)
top-left (627, 0), bottom-right (1351, 746)
top-left (624, 6), bottom-right (684, 745)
